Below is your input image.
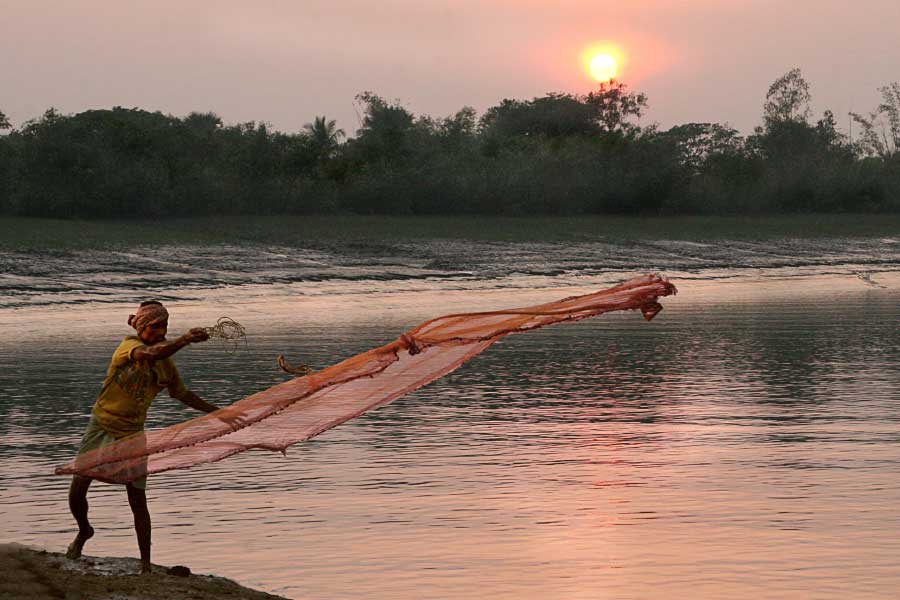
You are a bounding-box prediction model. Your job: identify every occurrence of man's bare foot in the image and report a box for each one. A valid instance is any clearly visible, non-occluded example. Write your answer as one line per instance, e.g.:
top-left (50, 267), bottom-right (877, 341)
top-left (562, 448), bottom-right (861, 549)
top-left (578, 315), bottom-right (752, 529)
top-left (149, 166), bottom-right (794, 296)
top-left (140, 561), bottom-right (153, 575)
top-left (66, 525), bottom-right (94, 559)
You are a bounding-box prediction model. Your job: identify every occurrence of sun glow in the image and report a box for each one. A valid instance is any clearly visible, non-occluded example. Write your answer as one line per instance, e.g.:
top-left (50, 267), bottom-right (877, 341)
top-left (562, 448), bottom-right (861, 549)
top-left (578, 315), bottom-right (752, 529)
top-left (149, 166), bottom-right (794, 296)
top-left (589, 54), bottom-right (617, 82)
top-left (582, 43), bottom-right (625, 82)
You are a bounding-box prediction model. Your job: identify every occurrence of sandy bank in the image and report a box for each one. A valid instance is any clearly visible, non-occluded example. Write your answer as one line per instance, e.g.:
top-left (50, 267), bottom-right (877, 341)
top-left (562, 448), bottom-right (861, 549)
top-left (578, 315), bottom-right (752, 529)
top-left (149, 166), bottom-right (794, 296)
top-left (0, 543), bottom-right (290, 600)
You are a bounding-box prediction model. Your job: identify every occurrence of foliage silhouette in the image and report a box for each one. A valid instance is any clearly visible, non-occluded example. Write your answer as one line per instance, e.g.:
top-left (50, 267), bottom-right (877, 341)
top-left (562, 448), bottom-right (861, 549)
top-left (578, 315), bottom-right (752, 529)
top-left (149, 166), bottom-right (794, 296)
top-left (0, 70), bottom-right (897, 218)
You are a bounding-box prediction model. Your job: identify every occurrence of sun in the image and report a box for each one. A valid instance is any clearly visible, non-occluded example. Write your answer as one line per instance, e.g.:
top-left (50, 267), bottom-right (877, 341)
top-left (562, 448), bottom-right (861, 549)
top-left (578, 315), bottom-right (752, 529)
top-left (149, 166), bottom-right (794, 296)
top-left (581, 43), bottom-right (625, 83)
top-left (589, 53), bottom-right (618, 82)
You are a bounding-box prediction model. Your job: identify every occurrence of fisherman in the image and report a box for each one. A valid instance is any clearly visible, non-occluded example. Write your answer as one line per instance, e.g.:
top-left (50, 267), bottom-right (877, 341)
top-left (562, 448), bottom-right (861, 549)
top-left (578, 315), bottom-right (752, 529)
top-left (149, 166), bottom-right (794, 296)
top-left (66, 300), bottom-right (223, 575)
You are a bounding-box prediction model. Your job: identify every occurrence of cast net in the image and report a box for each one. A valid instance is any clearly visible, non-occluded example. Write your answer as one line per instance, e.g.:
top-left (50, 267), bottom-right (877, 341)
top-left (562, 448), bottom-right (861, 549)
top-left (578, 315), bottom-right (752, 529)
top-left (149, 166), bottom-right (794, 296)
top-left (56, 274), bottom-right (676, 484)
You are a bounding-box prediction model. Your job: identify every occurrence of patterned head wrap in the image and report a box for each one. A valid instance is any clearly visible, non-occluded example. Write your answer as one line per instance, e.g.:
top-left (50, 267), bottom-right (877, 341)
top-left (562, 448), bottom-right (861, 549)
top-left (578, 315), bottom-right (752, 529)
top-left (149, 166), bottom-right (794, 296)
top-left (128, 301), bottom-right (169, 332)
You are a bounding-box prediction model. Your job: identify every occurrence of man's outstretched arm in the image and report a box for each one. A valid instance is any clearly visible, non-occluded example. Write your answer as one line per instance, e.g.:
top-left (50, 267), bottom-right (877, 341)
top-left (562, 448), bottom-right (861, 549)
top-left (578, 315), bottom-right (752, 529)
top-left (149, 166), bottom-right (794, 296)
top-left (132, 328), bottom-right (209, 362)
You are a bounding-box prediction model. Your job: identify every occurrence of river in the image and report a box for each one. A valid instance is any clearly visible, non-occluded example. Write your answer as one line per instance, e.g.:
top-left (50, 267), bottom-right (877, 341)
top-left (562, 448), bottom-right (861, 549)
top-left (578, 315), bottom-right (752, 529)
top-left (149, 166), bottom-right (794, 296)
top-left (1, 234), bottom-right (898, 599)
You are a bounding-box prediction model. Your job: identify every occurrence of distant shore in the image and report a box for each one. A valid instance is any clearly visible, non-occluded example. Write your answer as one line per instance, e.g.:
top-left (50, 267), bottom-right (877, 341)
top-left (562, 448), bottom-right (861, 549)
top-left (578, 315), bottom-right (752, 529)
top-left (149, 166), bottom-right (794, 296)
top-left (0, 543), bottom-right (290, 600)
top-left (2, 214), bottom-right (899, 251)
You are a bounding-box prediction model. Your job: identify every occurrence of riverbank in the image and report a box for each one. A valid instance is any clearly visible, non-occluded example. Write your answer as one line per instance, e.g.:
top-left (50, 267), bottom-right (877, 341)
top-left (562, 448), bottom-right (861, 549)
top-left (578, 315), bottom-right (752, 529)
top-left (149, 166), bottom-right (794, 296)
top-left (0, 543), bottom-right (290, 600)
top-left (2, 214), bottom-right (900, 250)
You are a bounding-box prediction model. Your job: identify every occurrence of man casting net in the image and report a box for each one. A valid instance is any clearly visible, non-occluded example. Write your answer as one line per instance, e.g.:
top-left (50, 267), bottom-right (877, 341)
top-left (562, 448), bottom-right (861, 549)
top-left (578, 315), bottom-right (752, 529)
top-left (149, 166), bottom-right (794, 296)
top-left (56, 274), bottom-right (677, 486)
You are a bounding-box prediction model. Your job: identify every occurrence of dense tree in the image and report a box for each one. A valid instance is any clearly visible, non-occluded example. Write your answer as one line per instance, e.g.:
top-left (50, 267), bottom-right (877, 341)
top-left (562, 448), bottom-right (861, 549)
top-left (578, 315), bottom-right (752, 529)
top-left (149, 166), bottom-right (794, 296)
top-left (479, 82), bottom-right (648, 142)
top-left (303, 115), bottom-right (345, 160)
top-left (584, 79), bottom-right (648, 134)
top-left (479, 94), bottom-right (596, 139)
top-left (437, 107), bottom-right (477, 143)
top-left (744, 71), bottom-right (867, 211)
top-left (763, 68), bottom-right (812, 126)
top-left (351, 92), bottom-right (416, 165)
top-left (0, 110), bottom-right (15, 212)
top-left (881, 83), bottom-right (900, 154)
top-left (659, 123), bottom-right (742, 173)
top-left (851, 82), bottom-right (900, 158)
top-left (1, 72), bottom-right (898, 218)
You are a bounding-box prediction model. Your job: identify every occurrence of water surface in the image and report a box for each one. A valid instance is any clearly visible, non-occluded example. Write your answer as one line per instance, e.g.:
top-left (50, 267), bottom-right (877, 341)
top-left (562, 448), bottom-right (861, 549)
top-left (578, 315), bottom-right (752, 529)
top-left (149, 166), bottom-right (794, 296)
top-left (1, 237), bottom-right (899, 599)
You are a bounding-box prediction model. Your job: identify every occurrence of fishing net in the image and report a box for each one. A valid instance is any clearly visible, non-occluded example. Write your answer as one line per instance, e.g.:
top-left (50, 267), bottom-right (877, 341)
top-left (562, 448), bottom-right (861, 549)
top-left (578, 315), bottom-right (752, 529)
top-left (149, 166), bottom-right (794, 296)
top-left (56, 274), bottom-right (676, 484)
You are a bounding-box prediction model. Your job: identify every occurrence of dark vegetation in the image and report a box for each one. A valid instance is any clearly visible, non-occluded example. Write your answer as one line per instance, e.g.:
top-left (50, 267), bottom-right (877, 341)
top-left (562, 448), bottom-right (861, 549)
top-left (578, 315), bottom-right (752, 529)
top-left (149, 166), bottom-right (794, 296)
top-left (0, 69), bottom-right (898, 218)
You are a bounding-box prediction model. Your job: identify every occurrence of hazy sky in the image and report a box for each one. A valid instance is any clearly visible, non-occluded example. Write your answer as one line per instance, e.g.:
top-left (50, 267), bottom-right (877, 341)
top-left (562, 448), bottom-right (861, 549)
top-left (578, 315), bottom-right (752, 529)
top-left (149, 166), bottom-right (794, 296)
top-left (3, 1), bottom-right (899, 136)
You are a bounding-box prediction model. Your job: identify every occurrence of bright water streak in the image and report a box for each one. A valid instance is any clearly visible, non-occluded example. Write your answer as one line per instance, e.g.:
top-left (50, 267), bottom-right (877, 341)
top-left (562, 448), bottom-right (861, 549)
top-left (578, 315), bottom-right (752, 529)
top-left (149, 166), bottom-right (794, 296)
top-left (1, 273), bottom-right (899, 599)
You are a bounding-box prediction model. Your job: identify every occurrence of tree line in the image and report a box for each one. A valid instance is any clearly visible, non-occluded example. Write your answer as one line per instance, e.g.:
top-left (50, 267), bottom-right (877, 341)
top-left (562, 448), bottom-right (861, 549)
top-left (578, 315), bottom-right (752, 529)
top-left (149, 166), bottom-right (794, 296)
top-left (0, 68), bottom-right (898, 218)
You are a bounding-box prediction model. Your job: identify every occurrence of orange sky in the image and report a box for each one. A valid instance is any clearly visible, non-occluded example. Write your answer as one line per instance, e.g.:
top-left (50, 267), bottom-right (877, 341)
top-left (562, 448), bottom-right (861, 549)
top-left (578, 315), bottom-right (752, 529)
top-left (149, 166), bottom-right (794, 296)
top-left (3, 1), bottom-right (899, 135)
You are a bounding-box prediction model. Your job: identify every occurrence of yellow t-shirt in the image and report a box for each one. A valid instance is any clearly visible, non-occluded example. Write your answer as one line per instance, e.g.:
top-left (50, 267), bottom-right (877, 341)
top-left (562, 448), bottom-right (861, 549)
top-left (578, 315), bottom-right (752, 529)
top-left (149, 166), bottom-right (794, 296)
top-left (92, 336), bottom-right (188, 437)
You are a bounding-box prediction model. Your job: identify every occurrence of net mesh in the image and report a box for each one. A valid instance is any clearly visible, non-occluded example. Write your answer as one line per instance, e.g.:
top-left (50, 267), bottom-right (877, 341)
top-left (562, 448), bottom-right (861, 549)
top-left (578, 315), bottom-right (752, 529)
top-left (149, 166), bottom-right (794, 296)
top-left (56, 274), bottom-right (676, 484)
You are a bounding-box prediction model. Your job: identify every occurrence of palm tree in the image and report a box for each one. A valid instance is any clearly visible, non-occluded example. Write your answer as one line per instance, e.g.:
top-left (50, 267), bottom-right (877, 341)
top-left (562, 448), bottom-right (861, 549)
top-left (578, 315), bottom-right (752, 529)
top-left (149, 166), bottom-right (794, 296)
top-left (303, 116), bottom-right (345, 159)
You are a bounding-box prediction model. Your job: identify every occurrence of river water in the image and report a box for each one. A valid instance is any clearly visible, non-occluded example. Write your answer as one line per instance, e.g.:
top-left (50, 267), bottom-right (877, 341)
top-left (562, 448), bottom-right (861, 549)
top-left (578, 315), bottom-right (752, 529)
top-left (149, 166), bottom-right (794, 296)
top-left (1, 236), bottom-right (899, 599)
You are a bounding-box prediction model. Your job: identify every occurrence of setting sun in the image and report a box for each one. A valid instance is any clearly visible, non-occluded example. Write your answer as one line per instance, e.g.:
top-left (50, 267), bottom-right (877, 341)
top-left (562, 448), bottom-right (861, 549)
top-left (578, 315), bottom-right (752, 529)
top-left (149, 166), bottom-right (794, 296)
top-left (582, 42), bottom-right (625, 83)
top-left (589, 53), bottom-right (617, 82)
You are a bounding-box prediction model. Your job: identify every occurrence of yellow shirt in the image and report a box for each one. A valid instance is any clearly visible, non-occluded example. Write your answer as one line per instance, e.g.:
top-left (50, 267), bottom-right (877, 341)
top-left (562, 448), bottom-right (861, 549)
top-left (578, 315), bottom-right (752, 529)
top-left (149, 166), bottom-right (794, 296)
top-left (92, 336), bottom-right (188, 437)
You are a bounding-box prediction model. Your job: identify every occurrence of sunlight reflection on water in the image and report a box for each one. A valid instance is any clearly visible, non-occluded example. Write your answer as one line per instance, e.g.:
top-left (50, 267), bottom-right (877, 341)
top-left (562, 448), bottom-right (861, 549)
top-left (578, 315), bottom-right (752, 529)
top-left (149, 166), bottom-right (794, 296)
top-left (1, 278), bottom-right (899, 599)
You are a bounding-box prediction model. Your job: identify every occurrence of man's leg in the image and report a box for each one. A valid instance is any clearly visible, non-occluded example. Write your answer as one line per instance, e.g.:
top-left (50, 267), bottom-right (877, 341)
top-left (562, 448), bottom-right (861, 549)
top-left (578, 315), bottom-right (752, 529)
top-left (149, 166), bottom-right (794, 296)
top-left (67, 475), bottom-right (94, 559)
top-left (126, 483), bottom-right (152, 574)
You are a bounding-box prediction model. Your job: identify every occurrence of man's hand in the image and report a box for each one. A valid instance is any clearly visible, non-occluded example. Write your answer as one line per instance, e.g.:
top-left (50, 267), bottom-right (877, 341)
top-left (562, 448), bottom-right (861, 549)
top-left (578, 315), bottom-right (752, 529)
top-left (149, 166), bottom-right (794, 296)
top-left (183, 328), bottom-right (210, 343)
top-left (215, 408), bottom-right (250, 430)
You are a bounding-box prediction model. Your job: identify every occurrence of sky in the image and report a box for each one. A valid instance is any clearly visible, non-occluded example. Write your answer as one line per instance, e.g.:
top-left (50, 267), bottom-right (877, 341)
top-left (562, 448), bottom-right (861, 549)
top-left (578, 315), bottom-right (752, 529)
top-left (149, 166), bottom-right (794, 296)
top-left (3, 1), bottom-right (900, 136)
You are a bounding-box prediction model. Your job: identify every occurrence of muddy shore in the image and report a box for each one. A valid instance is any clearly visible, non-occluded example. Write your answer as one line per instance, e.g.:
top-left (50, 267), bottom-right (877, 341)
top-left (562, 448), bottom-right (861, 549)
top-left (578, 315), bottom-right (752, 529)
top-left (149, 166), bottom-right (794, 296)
top-left (0, 544), bottom-right (290, 600)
